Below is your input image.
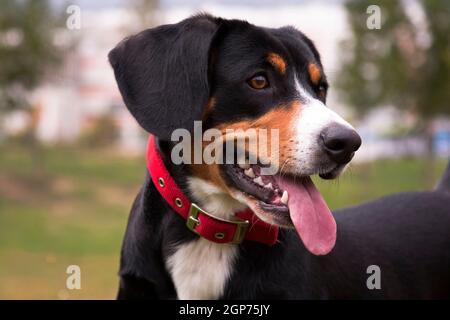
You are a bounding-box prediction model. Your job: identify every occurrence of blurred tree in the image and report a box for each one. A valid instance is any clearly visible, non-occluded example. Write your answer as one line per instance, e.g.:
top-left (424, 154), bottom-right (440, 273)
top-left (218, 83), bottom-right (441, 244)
top-left (79, 114), bottom-right (119, 148)
top-left (419, 1), bottom-right (450, 120)
top-left (0, 0), bottom-right (63, 178)
top-left (337, 0), bottom-right (450, 157)
top-left (0, 0), bottom-right (62, 118)
top-left (131, 0), bottom-right (160, 30)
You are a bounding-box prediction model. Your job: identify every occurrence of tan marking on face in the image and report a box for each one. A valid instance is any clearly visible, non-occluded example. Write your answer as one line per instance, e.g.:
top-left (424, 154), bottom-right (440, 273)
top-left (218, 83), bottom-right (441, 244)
top-left (308, 63), bottom-right (321, 85)
top-left (189, 121), bottom-right (229, 193)
top-left (189, 102), bottom-right (303, 199)
top-left (202, 97), bottom-right (216, 120)
top-left (267, 53), bottom-right (287, 74)
top-left (216, 102), bottom-right (300, 170)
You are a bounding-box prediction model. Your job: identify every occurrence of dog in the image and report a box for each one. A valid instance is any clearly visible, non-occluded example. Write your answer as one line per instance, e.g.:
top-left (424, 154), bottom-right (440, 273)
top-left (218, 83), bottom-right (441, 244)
top-left (109, 14), bottom-right (450, 299)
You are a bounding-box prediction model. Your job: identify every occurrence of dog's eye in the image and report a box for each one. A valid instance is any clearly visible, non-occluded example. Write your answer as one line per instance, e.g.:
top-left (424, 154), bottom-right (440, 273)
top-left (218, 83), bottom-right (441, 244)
top-left (248, 75), bottom-right (269, 90)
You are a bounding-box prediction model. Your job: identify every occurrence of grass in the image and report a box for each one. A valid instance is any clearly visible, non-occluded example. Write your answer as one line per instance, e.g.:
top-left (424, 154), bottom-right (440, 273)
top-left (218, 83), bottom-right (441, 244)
top-left (0, 143), bottom-right (144, 299)
top-left (313, 158), bottom-right (447, 209)
top-left (0, 142), bottom-right (447, 299)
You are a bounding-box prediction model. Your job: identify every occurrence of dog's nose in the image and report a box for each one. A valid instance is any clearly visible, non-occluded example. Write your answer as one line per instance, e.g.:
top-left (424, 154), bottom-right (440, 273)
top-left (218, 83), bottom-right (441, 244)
top-left (320, 123), bottom-right (361, 164)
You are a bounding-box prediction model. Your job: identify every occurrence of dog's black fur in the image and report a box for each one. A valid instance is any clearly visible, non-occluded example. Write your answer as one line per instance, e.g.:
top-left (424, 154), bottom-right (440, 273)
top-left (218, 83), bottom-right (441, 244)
top-left (110, 15), bottom-right (450, 299)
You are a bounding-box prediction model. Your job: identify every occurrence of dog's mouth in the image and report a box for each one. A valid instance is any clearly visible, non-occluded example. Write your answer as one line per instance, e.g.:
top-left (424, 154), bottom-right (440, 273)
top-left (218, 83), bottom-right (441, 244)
top-left (223, 162), bottom-right (338, 255)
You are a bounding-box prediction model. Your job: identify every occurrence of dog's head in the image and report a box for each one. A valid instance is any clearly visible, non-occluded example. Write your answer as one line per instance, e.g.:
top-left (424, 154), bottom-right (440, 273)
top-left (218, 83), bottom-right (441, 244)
top-left (109, 14), bottom-right (361, 255)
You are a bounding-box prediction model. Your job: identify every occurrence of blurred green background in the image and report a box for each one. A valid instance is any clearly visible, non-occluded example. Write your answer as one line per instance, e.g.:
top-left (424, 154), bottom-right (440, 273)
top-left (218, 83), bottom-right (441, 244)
top-left (0, 142), bottom-right (446, 299)
top-left (1, 0), bottom-right (449, 300)
top-left (0, 142), bottom-right (143, 299)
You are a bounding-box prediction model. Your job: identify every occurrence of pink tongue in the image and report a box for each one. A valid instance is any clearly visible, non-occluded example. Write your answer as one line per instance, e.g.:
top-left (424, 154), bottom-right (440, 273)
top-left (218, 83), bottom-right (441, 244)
top-left (276, 176), bottom-right (336, 255)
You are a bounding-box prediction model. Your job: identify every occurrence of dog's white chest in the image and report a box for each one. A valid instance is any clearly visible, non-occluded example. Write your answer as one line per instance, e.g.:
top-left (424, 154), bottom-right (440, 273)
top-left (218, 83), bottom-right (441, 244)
top-left (166, 238), bottom-right (237, 300)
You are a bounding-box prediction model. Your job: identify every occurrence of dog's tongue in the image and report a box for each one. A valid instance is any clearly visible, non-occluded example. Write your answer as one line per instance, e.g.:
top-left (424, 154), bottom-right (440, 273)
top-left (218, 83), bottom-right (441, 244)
top-left (276, 176), bottom-right (336, 255)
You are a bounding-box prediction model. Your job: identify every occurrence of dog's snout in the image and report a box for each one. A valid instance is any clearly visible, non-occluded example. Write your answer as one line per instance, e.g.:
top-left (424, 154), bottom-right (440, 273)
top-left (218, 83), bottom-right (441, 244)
top-left (320, 123), bottom-right (361, 164)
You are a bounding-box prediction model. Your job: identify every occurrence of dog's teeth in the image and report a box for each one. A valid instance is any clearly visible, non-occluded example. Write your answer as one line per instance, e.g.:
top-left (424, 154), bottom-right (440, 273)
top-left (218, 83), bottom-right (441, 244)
top-left (244, 168), bottom-right (255, 178)
top-left (239, 163), bottom-right (250, 169)
top-left (254, 176), bottom-right (264, 186)
top-left (265, 183), bottom-right (273, 190)
top-left (281, 190), bottom-right (289, 204)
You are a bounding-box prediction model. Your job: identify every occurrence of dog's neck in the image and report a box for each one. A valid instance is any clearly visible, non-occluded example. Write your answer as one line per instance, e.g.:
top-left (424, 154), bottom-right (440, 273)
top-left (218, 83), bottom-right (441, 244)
top-left (187, 177), bottom-right (247, 220)
top-left (157, 138), bottom-right (247, 220)
top-left (155, 138), bottom-right (250, 299)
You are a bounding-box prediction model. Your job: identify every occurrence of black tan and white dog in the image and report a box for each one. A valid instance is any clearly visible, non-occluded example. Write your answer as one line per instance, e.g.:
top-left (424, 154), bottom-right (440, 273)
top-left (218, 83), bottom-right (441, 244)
top-left (109, 14), bottom-right (450, 299)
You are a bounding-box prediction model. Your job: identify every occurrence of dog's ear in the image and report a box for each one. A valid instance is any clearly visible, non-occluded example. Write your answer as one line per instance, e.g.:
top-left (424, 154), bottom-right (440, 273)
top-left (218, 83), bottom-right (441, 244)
top-left (109, 15), bottom-right (220, 139)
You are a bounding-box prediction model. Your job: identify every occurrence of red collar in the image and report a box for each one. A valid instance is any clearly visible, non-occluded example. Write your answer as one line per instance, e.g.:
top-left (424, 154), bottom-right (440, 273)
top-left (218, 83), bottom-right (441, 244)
top-left (146, 136), bottom-right (278, 246)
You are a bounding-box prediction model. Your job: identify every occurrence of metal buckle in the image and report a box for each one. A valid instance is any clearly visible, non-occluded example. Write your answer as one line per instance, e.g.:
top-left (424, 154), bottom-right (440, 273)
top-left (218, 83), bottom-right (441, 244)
top-left (186, 203), bottom-right (250, 245)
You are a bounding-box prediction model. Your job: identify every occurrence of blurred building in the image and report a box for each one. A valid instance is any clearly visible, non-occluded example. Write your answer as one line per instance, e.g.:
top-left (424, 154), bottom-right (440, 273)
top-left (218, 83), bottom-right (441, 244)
top-left (29, 0), bottom-right (349, 155)
top-left (26, 0), bottom-right (450, 158)
top-left (33, 8), bottom-right (146, 153)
